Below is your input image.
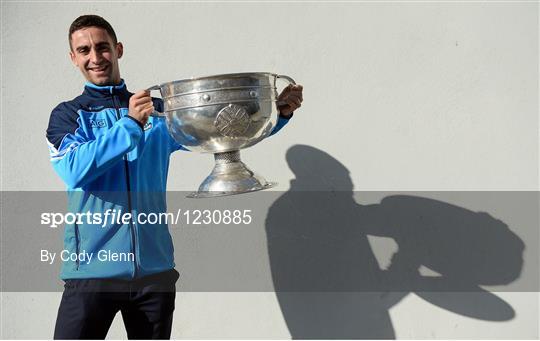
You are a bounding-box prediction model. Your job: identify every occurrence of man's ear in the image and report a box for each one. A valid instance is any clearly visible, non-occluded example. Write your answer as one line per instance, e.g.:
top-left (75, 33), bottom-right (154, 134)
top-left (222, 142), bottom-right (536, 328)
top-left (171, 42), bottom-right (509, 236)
top-left (116, 42), bottom-right (123, 59)
top-left (69, 50), bottom-right (78, 66)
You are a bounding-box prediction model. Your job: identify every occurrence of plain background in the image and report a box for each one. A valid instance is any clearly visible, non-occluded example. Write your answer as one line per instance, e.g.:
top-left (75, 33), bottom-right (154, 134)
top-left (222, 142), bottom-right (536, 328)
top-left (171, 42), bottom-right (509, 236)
top-left (1, 1), bottom-right (538, 339)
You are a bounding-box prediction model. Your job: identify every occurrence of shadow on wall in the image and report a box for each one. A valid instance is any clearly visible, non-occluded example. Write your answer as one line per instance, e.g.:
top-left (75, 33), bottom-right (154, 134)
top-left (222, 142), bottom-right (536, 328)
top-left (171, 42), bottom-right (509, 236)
top-left (265, 145), bottom-right (524, 339)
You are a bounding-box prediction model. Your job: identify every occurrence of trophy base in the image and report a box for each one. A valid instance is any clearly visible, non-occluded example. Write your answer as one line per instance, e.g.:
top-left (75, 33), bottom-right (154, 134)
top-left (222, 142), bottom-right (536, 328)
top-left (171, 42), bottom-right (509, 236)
top-left (187, 151), bottom-right (277, 199)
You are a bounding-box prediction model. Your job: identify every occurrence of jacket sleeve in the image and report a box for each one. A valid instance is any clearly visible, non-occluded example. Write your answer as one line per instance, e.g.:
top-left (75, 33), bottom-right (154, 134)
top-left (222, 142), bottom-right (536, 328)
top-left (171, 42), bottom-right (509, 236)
top-left (269, 114), bottom-right (293, 136)
top-left (46, 103), bottom-right (144, 189)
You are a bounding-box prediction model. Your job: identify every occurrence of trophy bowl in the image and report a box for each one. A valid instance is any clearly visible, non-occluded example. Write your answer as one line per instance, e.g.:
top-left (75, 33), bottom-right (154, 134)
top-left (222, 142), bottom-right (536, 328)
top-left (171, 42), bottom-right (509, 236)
top-left (148, 72), bottom-right (296, 198)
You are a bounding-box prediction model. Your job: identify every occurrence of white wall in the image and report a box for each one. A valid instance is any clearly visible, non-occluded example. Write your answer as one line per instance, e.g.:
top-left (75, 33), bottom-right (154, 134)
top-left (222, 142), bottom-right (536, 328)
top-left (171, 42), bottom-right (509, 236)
top-left (1, 1), bottom-right (538, 339)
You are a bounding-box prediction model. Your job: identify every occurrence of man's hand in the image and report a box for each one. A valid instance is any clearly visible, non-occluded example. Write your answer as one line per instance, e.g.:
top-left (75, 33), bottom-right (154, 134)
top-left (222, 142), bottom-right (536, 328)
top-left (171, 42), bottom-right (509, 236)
top-left (129, 90), bottom-right (154, 126)
top-left (277, 84), bottom-right (303, 118)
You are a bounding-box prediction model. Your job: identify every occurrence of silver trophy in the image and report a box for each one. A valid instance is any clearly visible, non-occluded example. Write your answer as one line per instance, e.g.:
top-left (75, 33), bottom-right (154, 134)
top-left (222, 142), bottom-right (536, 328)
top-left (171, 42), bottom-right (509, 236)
top-left (148, 72), bottom-right (296, 198)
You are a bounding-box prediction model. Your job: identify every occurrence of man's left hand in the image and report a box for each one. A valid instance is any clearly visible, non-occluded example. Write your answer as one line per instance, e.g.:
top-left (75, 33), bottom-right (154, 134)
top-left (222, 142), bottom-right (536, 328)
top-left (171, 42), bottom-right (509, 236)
top-left (277, 84), bottom-right (303, 118)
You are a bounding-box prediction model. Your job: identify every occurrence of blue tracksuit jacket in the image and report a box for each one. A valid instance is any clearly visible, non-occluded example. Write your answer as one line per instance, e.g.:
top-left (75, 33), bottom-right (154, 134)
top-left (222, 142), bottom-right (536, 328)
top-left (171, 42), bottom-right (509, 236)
top-left (46, 80), bottom-right (290, 279)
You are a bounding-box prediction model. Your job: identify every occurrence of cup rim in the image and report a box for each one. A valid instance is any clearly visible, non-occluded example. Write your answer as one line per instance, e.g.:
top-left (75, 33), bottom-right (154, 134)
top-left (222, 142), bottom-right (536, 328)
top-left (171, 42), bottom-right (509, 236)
top-left (153, 72), bottom-right (278, 88)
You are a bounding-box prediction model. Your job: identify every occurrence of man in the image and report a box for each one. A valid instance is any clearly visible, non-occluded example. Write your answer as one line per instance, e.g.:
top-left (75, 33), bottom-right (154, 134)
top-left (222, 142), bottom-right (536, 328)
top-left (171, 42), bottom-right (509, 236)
top-left (46, 15), bottom-right (303, 339)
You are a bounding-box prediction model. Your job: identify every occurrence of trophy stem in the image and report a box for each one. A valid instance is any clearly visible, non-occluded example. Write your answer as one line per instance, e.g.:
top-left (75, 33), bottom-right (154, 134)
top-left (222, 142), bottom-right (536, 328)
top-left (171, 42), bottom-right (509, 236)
top-left (214, 150), bottom-right (242, 164)
top-left (187, 150), bottom-right (276, 198)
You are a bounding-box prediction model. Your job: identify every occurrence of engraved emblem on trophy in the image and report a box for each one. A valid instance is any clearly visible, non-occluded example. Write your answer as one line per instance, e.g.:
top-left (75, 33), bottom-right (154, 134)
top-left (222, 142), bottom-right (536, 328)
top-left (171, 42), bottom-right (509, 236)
top-left (148, 73), bottom-right (296, 198)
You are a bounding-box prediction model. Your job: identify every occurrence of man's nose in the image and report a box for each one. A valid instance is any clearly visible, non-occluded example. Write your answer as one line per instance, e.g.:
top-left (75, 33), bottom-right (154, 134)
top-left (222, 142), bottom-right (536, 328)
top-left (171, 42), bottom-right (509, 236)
top-left (89, 48), bottom-right (102, 64)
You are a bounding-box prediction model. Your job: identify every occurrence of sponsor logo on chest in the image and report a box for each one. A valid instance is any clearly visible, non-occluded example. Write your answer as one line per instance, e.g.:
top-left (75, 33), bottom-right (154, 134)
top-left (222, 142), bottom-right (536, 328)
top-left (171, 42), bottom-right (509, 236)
top-left (90, 118), bottom-right (107, 128)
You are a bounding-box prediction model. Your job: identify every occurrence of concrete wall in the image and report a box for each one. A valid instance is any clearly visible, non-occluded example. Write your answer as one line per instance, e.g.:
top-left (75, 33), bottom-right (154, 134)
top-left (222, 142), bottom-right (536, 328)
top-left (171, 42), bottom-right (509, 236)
top-left (1, 1), bottom-right (538, 339)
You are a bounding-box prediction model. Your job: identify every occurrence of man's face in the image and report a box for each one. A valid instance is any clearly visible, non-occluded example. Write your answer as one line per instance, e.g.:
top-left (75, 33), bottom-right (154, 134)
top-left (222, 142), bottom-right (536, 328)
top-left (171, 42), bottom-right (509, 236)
top-left (69, 26), bottom-right (123, 86)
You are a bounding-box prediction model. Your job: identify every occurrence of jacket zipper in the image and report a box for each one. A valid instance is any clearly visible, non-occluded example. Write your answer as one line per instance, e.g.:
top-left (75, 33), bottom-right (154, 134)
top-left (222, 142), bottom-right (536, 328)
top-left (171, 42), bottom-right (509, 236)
top-left (112, 93), bottom-right (139, 278)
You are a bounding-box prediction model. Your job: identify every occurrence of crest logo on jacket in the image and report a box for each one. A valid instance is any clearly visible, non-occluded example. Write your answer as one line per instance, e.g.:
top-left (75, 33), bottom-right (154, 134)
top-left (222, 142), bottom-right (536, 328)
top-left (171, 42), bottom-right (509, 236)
top-left (144, 121), bottom-right (153, 131)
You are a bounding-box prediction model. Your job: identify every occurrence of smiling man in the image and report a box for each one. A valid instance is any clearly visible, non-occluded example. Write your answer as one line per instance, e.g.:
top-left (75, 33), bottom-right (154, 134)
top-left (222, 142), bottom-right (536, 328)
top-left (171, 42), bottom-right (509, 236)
top-left (46, 15), bottom-right (303, 340)
top-left (70, 26), bottom-right (122, 85)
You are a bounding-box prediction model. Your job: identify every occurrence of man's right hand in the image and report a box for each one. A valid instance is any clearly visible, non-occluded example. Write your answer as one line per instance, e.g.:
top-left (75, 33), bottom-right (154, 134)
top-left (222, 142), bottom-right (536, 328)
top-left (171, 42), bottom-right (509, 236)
top-left (129, 90), bottom-right (154, 126)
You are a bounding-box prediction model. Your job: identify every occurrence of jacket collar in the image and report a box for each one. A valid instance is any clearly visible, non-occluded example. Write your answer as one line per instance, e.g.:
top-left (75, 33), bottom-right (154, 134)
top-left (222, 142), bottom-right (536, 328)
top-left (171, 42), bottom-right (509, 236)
top-left (83, 79), bottom-right (129, 97)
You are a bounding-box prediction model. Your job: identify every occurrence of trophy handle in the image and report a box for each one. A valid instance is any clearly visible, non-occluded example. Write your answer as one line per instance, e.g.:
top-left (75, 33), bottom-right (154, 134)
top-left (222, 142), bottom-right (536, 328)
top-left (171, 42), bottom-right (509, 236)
top-left (275, 75), bottom-right (297, 107)
top-left (146, 85), bottom-right (167, 117)
top-left (276, 74), bottom-right (296, 85)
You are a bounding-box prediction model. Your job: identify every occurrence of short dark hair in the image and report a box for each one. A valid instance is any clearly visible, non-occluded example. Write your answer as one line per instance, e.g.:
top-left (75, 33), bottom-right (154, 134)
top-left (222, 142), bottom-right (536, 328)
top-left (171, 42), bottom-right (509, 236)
top-left (68, 15), bottom-right (117, 50)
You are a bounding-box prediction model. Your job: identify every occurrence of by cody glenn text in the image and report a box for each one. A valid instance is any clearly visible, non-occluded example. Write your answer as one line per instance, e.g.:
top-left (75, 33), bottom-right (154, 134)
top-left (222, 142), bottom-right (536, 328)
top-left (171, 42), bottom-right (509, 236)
top-left (41, 249), bottom-right (134, 265)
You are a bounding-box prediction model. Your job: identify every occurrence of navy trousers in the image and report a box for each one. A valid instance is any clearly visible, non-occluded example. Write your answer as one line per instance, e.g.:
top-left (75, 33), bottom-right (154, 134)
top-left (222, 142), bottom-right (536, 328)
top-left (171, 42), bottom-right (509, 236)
top-left (54, 269), bottom-right (179, 340)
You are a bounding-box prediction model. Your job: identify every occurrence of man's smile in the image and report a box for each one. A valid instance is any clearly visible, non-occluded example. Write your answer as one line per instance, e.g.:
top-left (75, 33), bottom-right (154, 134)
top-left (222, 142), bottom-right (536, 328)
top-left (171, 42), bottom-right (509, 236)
top-left (88, 65), bottom-right (109, 73)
